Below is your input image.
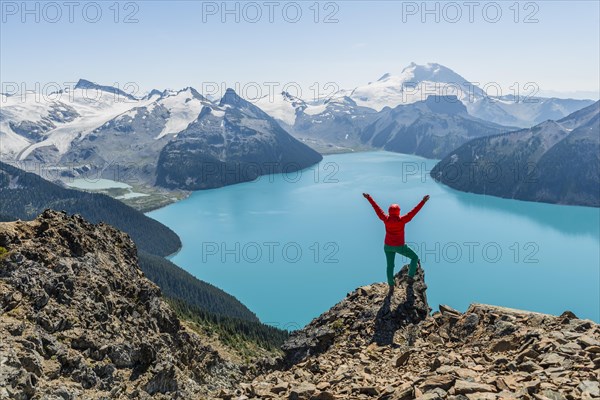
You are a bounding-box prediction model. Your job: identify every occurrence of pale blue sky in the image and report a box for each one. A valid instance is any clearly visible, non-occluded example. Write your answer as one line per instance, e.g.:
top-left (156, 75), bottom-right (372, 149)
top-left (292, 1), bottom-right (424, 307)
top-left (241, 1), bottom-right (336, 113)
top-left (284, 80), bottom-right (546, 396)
top-left (1, 1), bottom-right (599, 99)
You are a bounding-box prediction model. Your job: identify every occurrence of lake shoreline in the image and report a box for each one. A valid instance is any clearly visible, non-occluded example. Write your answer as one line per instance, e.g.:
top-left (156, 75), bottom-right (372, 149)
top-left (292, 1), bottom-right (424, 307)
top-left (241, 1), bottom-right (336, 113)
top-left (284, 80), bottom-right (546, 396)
top-left (147, 152), bottom-right (600, 325)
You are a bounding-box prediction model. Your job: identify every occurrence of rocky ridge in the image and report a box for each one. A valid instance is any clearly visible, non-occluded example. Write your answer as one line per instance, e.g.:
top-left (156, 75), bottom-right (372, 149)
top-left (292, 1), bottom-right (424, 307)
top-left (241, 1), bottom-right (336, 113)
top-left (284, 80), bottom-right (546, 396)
top-left (0, 210), bottom-right (239, 399)
top-left (231, 267), bottom-right (600, 400)
top-left (0, 212), bottom-right (598, 400)
top-left (431, 101), bottom-right (600, 207)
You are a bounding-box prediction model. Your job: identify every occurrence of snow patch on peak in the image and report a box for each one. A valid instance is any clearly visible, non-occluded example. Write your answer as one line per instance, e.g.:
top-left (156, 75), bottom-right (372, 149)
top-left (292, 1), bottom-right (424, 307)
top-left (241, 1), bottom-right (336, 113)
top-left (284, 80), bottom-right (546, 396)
top-left (198, 104), bottom-right (226, 119)
top-left (302, 103), bottom-right (328, 116)
top-left (349, 63), bottom-right (484, 111)
top-left (252, 91), bottom-right (305, 126)
top-left (154, 88), bottom-right (212, 139)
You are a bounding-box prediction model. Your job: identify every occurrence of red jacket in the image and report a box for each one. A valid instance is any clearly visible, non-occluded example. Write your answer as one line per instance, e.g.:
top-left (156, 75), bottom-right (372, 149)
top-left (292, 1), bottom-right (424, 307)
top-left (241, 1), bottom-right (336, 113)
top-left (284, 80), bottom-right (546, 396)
top-left (366, 196), bottom-right (426, 246)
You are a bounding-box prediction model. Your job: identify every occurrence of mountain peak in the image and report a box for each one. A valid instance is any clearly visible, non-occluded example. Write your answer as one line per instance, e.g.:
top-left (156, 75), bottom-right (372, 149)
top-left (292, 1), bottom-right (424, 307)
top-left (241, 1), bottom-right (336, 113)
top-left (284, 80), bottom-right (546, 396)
top-left (74, 79), bottom-right (137, 100)
top-left (325, 95), bottom-right (358, 107)
top-left (401, 62), bottom-right (469, 86)
top-left (74, 78), bottom-right (97, 89)
top-left (146, 89), bottom-right (163, 98)
top-left (219, 88), bottom-right (244, 107)
top-left (185, 87), bottom-right (207, 101)
top-left (217, 88), bottom-right (273, 119)
top-left (282, 265), bottom-right (430, 366)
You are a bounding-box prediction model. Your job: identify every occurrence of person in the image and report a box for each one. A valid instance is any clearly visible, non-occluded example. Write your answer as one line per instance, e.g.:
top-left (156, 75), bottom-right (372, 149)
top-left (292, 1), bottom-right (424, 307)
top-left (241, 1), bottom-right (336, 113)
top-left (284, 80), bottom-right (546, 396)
top-left (363, 193), bottom-right (430, 286)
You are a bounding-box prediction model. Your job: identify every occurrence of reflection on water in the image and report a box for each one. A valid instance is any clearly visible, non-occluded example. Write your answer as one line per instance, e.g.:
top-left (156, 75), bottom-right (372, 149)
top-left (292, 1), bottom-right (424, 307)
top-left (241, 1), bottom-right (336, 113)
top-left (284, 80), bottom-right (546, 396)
top-left (439, 184), bottom-right (599, 239)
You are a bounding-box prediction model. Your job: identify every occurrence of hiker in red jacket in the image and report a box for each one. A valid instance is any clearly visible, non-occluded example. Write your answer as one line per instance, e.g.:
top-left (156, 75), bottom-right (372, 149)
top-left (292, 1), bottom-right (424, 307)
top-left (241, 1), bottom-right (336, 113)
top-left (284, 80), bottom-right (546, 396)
top-left (363, 193), bottom-right (430, 286)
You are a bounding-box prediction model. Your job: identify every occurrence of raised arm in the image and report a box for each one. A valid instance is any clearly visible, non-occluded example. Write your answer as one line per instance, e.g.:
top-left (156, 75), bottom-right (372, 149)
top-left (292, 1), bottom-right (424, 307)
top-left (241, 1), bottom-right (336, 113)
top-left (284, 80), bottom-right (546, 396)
top-left (363, 193), bottom-right (387, 221)
top-left (401, 195), bottom-right (429, 223)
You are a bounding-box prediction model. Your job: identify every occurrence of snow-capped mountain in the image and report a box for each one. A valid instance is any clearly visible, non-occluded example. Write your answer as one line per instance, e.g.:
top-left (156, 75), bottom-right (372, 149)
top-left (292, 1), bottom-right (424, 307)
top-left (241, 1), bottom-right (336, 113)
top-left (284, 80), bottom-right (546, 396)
top-left (466, 94), bottom-right (596, 128)
top-left (74, 79), bottom-right (138, 101)
top-left (0, 81), bottom-right (214, 163)
top-left (0, 80), bottom-right (321, 188)
top-left (346, 63), bottom-right (594, 128)
top-left (251, 91), bottom-right (308, 129)
top-left (60, 87), bottom-right (214, 183)
top-left (349, 62), bottom-right (486, 111)
top-left (292, 95), bottom-right (377, 151)
top-left (248, 64), bottom-right (595, 152)
top-left (360, 95), bottom-right (515, 159)
top-left (0, 80), bottom-right (149, 161)
top-left (156, 89), bottom-right (322, 189)
top-left (1, 70), bottom-right (595, 189)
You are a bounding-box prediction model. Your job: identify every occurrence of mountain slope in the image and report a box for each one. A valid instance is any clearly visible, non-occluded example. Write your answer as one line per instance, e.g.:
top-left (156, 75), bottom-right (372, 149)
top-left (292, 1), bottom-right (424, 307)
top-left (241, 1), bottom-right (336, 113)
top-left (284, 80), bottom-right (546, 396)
top-left (292, 95), bottom-right (378, 152)
top-left (0, 162), bottom-right (274, 325)
top-left (431, 101), bottom-right (600, 206)
top-left (0, 210), bottom-right (238, 398)
top-left (2, 82), bottom-right (322, 192)
top-left (0, 161), bottom-right (180, 256)
top-left (237, 265), bottom-right (600, 400)
top-left (60, 87), bottom-right (213, 185)
top-left (2, 213), bottom-right (598, 399)
top-left (156, 89), bottom-right (323, 190)
top-left (360, 95), bottom-right (516, 159)
top-left (346, 62), bottom-right (595, 128)
top-left (137, 251), bottom-right (259, 322)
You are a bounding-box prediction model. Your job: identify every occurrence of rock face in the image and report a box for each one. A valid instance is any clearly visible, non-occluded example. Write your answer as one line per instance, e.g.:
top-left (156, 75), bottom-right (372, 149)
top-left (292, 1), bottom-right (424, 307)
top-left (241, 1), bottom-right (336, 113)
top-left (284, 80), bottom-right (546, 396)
top-left (0, 210), bottom-right (237, 399)
top-left (155, 89), bottom-right (323, 190)
top-left (229, 266), bottom-right (600, 400)
top-left (282, 265), bottom-right (430, 367)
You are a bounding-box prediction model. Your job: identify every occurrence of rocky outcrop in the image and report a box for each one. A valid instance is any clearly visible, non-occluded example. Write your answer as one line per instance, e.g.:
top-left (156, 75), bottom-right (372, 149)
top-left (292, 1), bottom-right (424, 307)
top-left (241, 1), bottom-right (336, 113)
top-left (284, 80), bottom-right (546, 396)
top-left (0, 210), bottom-right (238, 399)
top-left (2, 211), bottom-right (599, 400)
top-left (281, 265), bottom-right (430, 367)
top-left (229, 266), bottom-right (600, 400)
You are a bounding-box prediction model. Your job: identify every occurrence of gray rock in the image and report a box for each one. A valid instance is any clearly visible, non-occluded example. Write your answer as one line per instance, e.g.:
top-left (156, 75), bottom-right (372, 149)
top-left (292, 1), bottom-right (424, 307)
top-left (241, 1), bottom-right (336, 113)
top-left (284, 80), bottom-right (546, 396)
top-left (288, 382), bottom-right (316, 400)
top-left (578, 380), bottom-right (600, 397)
top-left (0, 212), bottom-right (237, 399)
top-left (453, 380), bottom-right (497, 395)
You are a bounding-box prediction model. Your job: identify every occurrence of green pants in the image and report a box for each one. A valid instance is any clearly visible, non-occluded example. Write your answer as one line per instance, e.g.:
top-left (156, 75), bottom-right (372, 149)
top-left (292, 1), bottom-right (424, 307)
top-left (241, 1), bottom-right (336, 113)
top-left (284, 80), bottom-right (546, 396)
top-left (384, 244), bottom-right (419, 285)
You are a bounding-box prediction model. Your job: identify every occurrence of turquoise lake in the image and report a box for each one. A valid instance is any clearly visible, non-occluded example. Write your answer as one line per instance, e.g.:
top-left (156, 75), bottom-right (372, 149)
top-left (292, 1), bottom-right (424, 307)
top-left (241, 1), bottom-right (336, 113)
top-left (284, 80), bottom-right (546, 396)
top-left (148, 152), bottom-right (600, 328)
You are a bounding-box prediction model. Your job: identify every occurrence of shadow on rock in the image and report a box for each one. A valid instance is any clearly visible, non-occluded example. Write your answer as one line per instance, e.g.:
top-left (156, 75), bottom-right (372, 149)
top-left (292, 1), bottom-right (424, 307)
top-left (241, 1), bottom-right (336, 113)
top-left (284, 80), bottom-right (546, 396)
top-left (372, 265), bottom-right (429, 346)
top-left (281, 264), bottom-right (431, 367)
